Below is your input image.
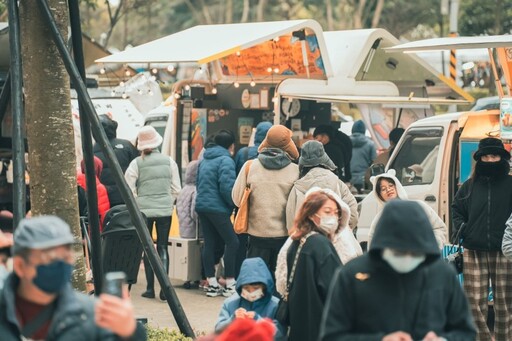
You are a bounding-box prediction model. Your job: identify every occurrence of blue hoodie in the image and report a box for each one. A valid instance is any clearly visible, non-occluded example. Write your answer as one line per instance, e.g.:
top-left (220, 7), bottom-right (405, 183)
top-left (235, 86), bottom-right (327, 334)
top-left (195, 145), bottom-right (236, 214)
top-left (234, 122), bottom-right (272, 174)
top-left (215, 257), bottom-right (285, 340)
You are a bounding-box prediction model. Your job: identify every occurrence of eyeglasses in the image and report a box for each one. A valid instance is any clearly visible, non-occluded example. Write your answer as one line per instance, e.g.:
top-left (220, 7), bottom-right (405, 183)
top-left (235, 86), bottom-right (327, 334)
top-left (379, 184), bottom-right (395, 193)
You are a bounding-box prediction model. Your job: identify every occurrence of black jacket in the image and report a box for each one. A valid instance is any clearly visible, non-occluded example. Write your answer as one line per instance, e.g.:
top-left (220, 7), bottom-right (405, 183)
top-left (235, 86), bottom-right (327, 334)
top-left (323, 142), bottom-right (346, 182)
top-left (93, 116), bottom-right (139, 206)
top-left (286, 233), bottom-right (341, 341)
top-left (319, 200), bottom-right (476, 341)
top-left (452, 174), bottom-right (512, 251)
top-left (0, 274), bottom-right (146, 340)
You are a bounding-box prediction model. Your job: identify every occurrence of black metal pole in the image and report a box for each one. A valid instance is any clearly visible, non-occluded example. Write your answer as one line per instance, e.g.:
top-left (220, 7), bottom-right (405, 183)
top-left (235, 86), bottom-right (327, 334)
top-left (7, 0), bottom-right (26, 229)
top-left (0, 71), bottom-right (11, 124)
top-left (36, 0), bottom-right (195, 337)
top-left (68, 0), bottom-right (103, 295)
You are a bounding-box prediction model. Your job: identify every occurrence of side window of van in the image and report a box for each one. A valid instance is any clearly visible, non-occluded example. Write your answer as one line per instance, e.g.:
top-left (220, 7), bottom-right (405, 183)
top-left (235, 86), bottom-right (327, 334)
top-left (389, 128), bottom-right (443, 186)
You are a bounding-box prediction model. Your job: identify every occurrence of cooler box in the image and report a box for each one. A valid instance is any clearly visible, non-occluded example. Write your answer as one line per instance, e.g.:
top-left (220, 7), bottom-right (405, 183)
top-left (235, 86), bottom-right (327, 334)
top-left (168, 237), bottom-right (202, 282)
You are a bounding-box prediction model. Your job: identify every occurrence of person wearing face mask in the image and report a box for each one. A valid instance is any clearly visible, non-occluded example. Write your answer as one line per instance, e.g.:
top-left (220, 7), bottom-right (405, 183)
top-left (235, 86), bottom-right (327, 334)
top-left (319, 200), bottom-right (476, 341)
top-left (367, 169), bottom-right (447, 249)
top-left (215, 257), bottom-right (285, 340)
top-left (0, 216), bottom-right (146, 340)
top-left (276, 186), bottom-right (361, 296)
top-left (284, 189), bottom-right (343, 341)
top-left (452, 137), bottom-right (512, 341)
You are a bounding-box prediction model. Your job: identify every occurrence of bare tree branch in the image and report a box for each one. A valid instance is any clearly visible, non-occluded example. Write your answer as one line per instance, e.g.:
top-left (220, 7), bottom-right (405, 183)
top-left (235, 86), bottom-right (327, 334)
top-left (371, 0), bottom-right (384, 28)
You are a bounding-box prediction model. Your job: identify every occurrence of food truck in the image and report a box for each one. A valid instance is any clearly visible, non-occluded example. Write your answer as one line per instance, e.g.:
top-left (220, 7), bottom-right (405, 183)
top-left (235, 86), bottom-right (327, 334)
top-left (96, 19), bottom-right (471, 173)
top-left (357, 35), bottom-right (512, 248)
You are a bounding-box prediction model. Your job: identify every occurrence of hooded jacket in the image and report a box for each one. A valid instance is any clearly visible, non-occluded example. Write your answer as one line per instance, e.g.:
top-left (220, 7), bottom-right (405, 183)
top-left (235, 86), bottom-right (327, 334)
top-left (232, 148), bottom-right (299, 238)
top-left (452, 169), bottom-right (512, 251)
top-left (286, 167), bottom-right (358, 230)
top-left (350, 121), bottom-right (376, 187)
top-left (176, 161), bottom-right (199, 239)
top-left (319, 200), bottom-right (476, 341)
top-left (0, 274), bottom-right (147, 341)
top-left (276, 192), bottom-right (362, 296)
top-left (196, 145), bottom-right (236, 214)
top-left (367, 170), bottom-right (447, 249)
top-left (215, 257), bottom-right (285, 340)
top-left (234, 122), bottom-right (272, 174)
top-left (93, 116), bottom-right (139, 206)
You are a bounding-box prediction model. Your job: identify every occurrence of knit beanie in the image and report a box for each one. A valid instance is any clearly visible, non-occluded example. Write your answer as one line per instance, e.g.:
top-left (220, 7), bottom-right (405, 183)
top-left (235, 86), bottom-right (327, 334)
top-left (352, 120), bottom-right (366, 134)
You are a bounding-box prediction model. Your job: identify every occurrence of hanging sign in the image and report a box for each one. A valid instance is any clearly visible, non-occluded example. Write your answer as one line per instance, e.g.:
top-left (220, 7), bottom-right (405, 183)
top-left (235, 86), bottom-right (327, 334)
top-left (500, 97), bottom-right (512, 140)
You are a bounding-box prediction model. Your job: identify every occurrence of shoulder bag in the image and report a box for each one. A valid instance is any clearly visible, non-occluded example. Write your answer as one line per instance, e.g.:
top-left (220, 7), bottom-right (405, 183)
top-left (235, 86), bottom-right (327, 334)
top-left (275, 231), bottom-right (316, 325)
top-left (233, 160), bottom-right (253, 234)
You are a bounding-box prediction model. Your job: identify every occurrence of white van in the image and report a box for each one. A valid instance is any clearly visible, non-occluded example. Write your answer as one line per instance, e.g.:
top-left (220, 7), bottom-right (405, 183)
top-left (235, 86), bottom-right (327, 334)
top-left (357, 110), bottom-right (501, 249)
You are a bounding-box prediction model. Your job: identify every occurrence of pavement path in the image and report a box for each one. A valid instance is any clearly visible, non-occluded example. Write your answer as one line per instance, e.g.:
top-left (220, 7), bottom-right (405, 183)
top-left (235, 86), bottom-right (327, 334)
top-left (130, 266), bottom-right (224, 335)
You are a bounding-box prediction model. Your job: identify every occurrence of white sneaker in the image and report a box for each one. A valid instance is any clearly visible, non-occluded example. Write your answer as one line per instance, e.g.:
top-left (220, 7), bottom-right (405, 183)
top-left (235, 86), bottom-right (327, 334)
top-left (222, 283), bottom-right (236, 297)
top-left (206, 285), bottom-right (222, 297)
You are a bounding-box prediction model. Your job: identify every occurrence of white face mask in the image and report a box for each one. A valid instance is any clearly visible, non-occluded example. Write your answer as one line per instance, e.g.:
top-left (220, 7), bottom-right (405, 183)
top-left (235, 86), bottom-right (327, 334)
top-left (381, 248), bottom-right (426, 274)
top-left (315, 214), bottom-right (338, 235)
top-left (241, 288), bottom-right (264, 302)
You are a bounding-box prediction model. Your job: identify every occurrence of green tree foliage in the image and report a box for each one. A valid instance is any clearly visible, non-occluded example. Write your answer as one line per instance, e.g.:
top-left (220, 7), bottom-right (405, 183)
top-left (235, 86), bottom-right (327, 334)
top-left (459, 0), bottom-right (512, 35)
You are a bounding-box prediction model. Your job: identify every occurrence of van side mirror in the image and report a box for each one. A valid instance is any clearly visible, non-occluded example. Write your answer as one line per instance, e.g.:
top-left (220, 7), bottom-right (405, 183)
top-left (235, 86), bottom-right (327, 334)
top-left (370, 163), bottom-right (385, 176)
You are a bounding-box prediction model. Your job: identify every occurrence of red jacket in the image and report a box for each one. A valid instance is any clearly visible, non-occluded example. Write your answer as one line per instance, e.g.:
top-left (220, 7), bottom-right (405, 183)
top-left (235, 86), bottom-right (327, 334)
top-left (77, 173), bottom-right (110, 229)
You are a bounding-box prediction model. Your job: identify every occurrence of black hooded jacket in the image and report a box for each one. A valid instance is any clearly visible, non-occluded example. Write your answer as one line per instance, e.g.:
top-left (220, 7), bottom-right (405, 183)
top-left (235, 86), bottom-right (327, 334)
top-left (93, 115), bottom-right (139, 206)
top-left (451, 168), bottom-right (512, 251)
top-left (319, 200), bottom-right (476, 341)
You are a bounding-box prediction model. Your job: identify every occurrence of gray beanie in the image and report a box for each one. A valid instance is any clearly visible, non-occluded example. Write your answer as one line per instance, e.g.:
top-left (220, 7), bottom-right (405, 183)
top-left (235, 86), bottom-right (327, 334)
top-left (299, 140), bottom-right (337, 171)
top-left (13, 216), bottom-right (76, 255)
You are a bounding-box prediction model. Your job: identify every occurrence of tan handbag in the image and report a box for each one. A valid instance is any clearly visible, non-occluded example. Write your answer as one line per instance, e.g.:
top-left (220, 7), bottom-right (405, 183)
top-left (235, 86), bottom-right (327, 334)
top-left (233, 160), bottom-right (253, 234)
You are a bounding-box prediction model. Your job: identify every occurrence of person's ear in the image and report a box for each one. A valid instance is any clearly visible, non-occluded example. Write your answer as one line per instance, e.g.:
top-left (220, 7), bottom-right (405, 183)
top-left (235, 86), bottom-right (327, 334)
top-left (13, 256), bottom-right (28, 278)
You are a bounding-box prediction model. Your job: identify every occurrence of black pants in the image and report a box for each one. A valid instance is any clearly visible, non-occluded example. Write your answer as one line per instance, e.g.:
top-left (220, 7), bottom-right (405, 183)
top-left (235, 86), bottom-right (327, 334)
top-left (199, 212), bottom-right (239, 279)
top-left (235, 233), bottom-right (249, 278)
top-left (143, 216), bottom-right (171, 290)
top-left (247, 235), bottom-right (287, 283)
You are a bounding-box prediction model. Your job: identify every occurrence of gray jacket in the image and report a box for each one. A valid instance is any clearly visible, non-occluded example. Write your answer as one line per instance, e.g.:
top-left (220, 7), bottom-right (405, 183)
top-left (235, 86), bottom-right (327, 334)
top-left (502, 213), bottom-right (512, 259)
top-left (0, 274), bottom-right (146, 341)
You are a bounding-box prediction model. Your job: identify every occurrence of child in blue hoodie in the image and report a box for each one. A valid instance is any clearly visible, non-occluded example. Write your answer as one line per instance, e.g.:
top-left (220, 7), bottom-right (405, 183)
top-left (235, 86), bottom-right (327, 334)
top-left (215, 257), bottom-right (285, 340)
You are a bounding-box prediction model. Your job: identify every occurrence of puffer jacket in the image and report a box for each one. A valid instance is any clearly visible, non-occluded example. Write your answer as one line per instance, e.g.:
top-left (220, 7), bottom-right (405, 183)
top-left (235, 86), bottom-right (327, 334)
top-left (93, 116), bottom-right (139, 206)
top-left (502, 213), bottom-right (512, 259)
top-left (234, 122), bottom-right (272, 174)
top-left (215, 257), bottom-right (285, 340)
top-left (452, 173), bottom-right (512, 251)
top-left (177, 161), bottom-right (199, 238)
top-left (350, 132), bottom-right (376, 187)
top-left (77, 173), bottom-right (110, 227)
top-left (0, 274), bottom-right (147, 341)
top-left (286, 167), bottom-right (358, 230)
top-left (196, 146), bottom-right (236, 214)
top-left (367, 170), bottom-right (447, 249)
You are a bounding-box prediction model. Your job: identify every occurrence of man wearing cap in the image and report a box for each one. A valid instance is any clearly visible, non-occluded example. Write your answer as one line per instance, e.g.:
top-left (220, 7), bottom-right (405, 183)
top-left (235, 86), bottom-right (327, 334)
top-left (94, 114), bottom-right (139, 207)
top-left (232, 125), bottom-right (299, 285)
top-left (452, 137), bottom-right (512, 341)
top-left (319, 200), bottom-right (476, 341)
top-left (0, 216), bottom-right (146, 340)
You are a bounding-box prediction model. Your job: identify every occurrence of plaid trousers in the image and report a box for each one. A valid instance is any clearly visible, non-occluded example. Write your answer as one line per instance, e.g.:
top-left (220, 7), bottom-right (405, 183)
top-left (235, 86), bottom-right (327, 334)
top-left (463, 249), bottom-right (512, 341)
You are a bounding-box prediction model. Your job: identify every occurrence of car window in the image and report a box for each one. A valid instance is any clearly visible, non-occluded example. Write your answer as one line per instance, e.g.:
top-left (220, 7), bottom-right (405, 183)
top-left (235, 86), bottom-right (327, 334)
top-left (389, 128), bottom-right (443, 186)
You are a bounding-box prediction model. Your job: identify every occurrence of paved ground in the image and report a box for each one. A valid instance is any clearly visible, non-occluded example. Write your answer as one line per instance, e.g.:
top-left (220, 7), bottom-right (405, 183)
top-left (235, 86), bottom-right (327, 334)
top-left (130, 266), bottom-right (224, 335)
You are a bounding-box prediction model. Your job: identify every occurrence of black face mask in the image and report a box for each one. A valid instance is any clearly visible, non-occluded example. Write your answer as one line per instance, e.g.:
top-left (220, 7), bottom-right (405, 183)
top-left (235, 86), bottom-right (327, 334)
top-left (475, 159), bottom-right (510, 178)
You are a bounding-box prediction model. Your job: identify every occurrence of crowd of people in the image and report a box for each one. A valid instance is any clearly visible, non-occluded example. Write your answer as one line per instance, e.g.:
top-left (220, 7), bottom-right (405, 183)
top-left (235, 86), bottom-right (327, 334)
top-left (3, 115), bottom-right (512, 341)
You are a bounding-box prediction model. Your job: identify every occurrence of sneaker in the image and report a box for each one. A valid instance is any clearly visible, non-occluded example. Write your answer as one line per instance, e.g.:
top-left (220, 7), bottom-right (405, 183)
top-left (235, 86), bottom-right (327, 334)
top-left (222, 283), bottom-right (236, 297)
top-left (199, 280), bottom-right (209, 291)
top-left (206, 285), bottom-right (222, 297)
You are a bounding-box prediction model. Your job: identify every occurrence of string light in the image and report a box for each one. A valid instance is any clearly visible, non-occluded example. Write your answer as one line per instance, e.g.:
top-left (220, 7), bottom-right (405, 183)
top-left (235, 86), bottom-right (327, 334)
top-left (273, 37), bottom-right (280, 42)
top-left (274, 67), bottom-right (280, 74)
top-left (119, 81), bottom-right (125, 87)
top-left (151, 68), bottom-right (158, 74)
top-left (267, 67), bottom-right (272, 73)
top-left (124, 69), bottom-right (131, 77)
top-left (236, 51), bottom-right (241, 56)
top-left (174, 92), bottom-right (181, 99)
top-left (234, 82), bottom-right (240, 88)
top-left (100, 67), bottom-right (106, 74)
top-left (212, 87), bottom-right (218, 94)
top-left (250, 80), bottom-right (256, 87)
top-left (184, 84), bottom-right (191, 91)
top-left (122, 92), bottom-right (127, 99)
top-left (167, 65), bottom-right (175, 72)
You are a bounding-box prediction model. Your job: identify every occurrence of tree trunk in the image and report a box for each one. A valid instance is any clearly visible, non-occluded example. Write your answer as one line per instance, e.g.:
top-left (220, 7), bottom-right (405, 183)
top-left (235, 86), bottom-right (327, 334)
top-left (326, 0), bottom-right (334, 30)
top-left (241, 0), bottom-right (250, 22)
top-left (353, 0), bottom-right (366, 29)
top-left (225, 0), bottom-right (233, 23)
top-left (371, 0), bottom-right (384, 28)
top-left (257, 0), bottom-right (266, 21)
top-left (19, 0), bottom-right (87, 292)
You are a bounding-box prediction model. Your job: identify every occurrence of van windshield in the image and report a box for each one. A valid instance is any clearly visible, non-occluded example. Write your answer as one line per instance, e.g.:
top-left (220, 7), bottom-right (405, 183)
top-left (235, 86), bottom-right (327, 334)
top-left (389, 128), bottom-right (443, 186)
